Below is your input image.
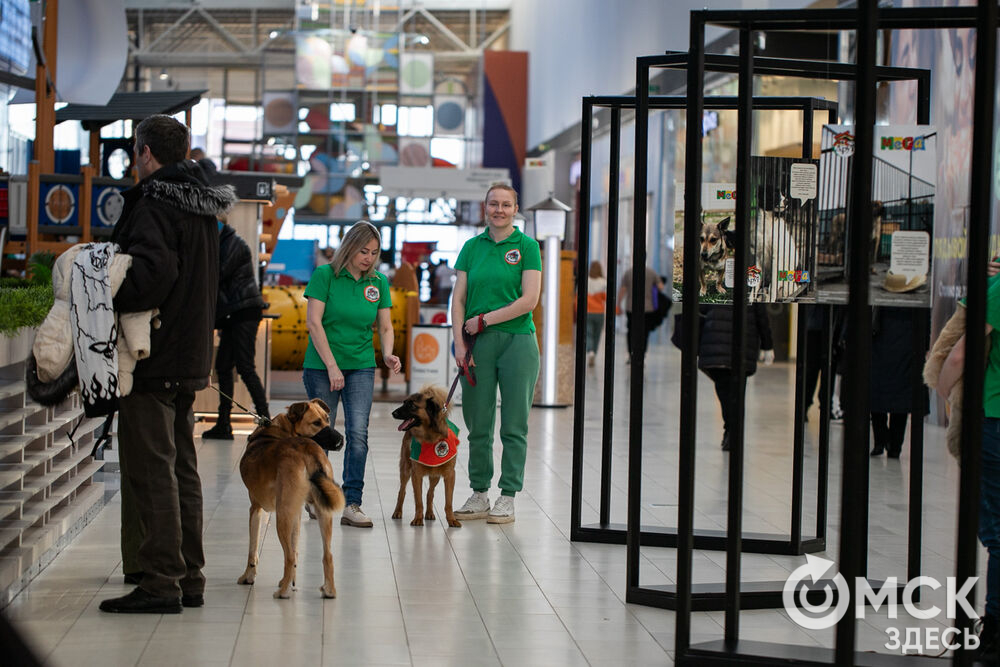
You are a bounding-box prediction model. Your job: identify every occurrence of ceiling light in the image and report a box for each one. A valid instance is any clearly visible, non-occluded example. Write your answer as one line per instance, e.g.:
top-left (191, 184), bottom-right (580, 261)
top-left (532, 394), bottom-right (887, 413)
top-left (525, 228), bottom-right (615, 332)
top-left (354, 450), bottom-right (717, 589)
top-left (158, 68), bottom-right (169, 81)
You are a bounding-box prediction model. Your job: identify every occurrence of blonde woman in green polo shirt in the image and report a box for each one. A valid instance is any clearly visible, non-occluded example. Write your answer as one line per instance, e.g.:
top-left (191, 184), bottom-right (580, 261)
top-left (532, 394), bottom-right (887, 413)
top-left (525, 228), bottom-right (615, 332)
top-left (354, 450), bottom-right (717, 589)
top-left (452, 184), bottom-right (542, 524)
top-left (303, 222), bottom-right (401, 527)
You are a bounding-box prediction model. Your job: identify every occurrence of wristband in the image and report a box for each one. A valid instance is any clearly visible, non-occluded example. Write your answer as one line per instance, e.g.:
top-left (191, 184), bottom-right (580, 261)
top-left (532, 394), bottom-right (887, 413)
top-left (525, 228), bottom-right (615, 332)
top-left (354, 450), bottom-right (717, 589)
top-left (477, 313), bottom-right (487, 333)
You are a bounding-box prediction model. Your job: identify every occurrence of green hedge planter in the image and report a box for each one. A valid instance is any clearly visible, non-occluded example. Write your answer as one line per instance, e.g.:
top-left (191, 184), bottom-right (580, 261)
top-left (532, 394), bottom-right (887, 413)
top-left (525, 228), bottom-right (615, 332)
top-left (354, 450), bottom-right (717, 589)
top-left (0, 285), bottom-right (53, 337)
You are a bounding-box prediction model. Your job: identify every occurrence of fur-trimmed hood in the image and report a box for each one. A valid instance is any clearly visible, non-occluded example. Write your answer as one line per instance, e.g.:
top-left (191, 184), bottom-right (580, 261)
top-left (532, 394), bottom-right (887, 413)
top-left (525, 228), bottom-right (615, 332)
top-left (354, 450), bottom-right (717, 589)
top-left (140, 160), bottom-right (237, 217)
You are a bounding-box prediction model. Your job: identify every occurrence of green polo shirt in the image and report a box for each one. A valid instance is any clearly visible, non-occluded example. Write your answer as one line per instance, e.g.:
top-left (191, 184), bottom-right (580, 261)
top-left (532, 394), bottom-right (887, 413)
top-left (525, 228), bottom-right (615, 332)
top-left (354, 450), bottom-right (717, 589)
top-left (455, 227), bottom-right (542, 334)
top-left (985, 274), bottom-right (1000, 417)
top-left (303, 264), bottom-right (392, 370)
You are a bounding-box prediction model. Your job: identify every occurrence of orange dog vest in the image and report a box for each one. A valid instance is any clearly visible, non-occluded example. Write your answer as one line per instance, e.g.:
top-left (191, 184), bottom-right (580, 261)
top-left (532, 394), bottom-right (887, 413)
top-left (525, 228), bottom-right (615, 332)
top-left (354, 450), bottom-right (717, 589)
top-left (410, 420), bottom-right (460, 467)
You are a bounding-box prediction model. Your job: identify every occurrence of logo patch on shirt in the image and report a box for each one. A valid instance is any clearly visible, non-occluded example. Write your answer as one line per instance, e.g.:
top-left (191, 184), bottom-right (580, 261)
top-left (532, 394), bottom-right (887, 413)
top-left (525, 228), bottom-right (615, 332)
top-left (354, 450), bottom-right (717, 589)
top-left (364, 285), bottom-right (380, 302)
top-left (504, 249), bottom-right (521, 265)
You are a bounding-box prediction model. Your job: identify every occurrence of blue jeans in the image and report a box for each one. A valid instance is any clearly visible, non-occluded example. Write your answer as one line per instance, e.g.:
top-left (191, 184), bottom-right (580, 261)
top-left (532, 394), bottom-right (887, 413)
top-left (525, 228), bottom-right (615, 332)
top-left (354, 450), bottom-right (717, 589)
top-left (981, 418), bottom-right (1000, 618)
top-left (303, 367), bottom-right (375, 506)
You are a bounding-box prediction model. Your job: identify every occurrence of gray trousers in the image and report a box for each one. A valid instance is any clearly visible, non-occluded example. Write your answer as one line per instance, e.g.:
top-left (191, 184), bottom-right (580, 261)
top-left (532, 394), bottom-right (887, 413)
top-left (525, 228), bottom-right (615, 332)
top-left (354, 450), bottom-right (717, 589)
top-left (118, 389), bottom-right (205, 598)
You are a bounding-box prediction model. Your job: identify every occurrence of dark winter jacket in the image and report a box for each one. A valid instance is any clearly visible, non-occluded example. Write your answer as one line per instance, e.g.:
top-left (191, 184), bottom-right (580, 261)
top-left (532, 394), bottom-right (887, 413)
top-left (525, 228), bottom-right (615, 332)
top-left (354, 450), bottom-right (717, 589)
top-left (870, 306), bottom-right (929, 414)
top-left (112, 161), bottom-right (237, 393)
top-left (216, 223), bottom-right (266, 326)
top-left (698, 303), bottom-right (774, 376)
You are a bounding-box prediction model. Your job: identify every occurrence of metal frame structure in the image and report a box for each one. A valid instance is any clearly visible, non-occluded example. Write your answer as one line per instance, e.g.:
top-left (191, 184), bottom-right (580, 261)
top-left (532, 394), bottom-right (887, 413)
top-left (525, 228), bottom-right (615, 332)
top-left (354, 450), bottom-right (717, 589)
top-left (641, 4), bottom-right (993, 667)
top-left (571, 53), bottom-right (930, 612)
top-left (571, 95), bottom-right (837, 564)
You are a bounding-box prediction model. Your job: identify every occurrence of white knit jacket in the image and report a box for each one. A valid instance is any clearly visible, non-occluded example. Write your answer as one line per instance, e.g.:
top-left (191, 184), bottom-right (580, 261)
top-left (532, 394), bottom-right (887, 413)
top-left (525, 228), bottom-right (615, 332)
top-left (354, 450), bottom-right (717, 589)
top-left (33, 244), bottom-right (158, 397)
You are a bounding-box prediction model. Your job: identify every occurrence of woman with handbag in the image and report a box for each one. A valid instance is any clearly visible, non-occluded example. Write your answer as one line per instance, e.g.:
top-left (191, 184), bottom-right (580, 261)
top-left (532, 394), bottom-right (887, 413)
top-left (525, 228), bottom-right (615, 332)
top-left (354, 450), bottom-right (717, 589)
top-left (616, 264), bottom-right (665, 363)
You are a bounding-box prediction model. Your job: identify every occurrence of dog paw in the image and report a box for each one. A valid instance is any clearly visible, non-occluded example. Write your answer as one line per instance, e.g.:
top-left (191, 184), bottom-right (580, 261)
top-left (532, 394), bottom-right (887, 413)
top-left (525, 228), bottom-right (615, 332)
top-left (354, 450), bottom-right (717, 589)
top-left (424, 511), bottom-right (435, 521)
top-left (273, 589), bottom-right (291, 599)
top-left (391, 510), bottom-right (402, 519)
top-left (447, 518), bottom-right (462, 528)
top-left (237, 570), bottom-right (256, 585)
top-left (410, 517), bottom-right (424, 526)
top-left (320, 584), bottom-right (336, 599)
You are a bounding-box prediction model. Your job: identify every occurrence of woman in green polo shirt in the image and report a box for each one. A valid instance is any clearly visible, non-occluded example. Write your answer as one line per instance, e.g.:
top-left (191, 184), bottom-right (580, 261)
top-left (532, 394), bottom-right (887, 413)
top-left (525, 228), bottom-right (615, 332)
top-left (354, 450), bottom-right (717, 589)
top-left (303, 222), bottom-right (401, 527)
top-left (452, 184), bottom-right (542, 524)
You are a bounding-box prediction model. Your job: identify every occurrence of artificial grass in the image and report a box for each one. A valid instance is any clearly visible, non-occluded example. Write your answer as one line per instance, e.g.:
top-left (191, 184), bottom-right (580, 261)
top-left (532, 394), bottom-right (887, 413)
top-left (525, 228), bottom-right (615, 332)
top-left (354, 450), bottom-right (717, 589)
top-left (0, 284), bottom-right (53, 337)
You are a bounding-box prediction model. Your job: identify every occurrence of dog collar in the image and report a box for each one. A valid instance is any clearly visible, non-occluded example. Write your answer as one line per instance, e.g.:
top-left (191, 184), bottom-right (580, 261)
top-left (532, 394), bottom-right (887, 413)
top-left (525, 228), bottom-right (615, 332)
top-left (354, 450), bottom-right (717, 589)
top-left (409, 420), bottom-right (460, 467)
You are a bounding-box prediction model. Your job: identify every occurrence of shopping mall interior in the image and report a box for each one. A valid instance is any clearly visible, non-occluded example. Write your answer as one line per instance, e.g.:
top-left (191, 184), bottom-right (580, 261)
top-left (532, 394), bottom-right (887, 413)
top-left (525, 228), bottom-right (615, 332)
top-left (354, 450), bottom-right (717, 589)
top-left (0, 1), bottom-right (994, 665)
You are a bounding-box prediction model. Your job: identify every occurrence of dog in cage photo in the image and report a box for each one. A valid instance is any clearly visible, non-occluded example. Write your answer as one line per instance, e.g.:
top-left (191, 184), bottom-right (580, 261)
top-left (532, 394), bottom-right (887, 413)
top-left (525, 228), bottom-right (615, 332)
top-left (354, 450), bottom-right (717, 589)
top-left (815, 125), bottom-right (936, 308)
top-left (699, 215), bottom-right (733, 296)
top-left (748, 157), bottom-right (817, 303)
top-left (825, 200), bottom-right (885, 268)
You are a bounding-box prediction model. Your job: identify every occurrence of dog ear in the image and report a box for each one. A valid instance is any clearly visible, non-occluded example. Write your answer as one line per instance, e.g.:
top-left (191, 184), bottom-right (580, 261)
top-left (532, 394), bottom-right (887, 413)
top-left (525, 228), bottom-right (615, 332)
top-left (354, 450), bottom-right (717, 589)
top-left (310, 398), bottom-right (331, 414)
top-left (718, 216), bottom-right (731, 232)
top-left (288, 401), bottom-right (309, 423)
top-left (425, 393), bottom-right (442, 425)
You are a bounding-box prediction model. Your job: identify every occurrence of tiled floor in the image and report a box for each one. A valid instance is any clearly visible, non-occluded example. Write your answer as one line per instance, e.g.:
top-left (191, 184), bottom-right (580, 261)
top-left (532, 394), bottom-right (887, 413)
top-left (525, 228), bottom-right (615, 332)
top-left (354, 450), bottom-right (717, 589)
top-left (2, 333), bottom-right (977, 665)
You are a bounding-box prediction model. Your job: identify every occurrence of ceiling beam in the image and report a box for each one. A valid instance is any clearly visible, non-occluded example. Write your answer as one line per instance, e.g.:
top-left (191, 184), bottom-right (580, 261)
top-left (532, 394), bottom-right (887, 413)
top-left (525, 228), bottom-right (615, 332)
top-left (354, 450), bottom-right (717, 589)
top-left (417, 7), bottom-right (470, 52)
top-left (140, 5), bottom-right (197, 54)
top-left (196, 6), bottom-right (250, 53)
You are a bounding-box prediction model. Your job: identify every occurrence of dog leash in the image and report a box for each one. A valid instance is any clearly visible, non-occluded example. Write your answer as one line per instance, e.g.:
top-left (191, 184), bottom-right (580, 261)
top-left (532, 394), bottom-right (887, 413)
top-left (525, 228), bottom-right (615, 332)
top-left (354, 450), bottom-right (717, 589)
top-left (209, 384), bottom-right (271, 426)
top-left (445, 329), bottom-right (477, 409)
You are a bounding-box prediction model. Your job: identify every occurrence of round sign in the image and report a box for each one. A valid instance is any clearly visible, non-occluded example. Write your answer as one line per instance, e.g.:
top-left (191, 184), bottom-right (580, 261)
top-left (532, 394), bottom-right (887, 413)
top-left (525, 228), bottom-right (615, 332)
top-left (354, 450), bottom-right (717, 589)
top-left (45, 185), bottom-right (76, 223)
top-left (413, 333), bottom-right (440, 365)
top-left (95, 187), bottom-right (124, 226)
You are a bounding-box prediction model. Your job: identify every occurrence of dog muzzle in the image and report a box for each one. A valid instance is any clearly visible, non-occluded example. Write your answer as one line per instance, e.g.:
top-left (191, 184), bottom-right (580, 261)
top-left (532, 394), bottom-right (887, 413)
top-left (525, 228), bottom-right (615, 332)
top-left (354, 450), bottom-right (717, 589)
top-left (311, 426), bottom-right (344, 452)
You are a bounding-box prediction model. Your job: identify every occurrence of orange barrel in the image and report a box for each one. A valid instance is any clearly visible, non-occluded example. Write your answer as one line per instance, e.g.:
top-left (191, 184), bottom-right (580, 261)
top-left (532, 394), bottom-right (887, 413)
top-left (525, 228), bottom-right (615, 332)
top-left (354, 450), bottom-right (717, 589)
top-left (263, 285), bottom-right (310, 370)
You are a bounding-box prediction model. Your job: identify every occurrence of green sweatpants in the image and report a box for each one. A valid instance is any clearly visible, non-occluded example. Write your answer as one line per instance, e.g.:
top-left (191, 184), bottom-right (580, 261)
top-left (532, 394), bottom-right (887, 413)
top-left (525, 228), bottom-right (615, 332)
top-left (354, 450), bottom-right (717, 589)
top-left (460, 330), bottom-right (539, 497)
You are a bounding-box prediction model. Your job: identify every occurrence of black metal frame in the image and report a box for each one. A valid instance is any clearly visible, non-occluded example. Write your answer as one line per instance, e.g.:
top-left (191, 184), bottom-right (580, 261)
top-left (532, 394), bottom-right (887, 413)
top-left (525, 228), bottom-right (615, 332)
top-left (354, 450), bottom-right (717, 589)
top-left (570, 56), bottom-right (931, 613)
top-left (571, 95), bottom-right (837, 563)
top-left (653, 4), bottom-right (992, 667)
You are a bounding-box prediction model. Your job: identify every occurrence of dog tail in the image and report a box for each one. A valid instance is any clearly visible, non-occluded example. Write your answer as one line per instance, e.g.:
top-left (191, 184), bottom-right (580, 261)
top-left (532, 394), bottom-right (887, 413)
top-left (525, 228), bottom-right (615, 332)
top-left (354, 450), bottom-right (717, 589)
top-left (309, 469), bottom-right (346, 513)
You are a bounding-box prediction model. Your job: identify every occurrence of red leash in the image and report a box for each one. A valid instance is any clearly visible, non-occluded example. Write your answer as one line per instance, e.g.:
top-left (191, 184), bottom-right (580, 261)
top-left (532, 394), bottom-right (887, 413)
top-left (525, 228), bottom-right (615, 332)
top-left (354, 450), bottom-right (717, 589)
top-left (445, 329), bottom-right (477, 409)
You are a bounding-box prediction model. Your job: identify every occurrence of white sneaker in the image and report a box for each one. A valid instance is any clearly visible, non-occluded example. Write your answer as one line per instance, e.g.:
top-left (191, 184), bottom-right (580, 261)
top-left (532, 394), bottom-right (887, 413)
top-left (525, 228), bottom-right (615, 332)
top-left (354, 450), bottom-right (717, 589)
top-left (455, 491), bottom-right (490, 520)
top-left (487, 495), bottom-right (515, 524)
top-left (340, 504), bottom-right (373, 527)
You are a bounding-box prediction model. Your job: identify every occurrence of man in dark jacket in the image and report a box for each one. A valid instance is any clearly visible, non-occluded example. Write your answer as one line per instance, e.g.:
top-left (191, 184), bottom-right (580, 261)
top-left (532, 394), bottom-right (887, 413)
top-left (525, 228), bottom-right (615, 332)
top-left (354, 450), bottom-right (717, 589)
top-left (202, 219), bottom-right (269, 439)
top-left (100, 115), bottom-right (237, 614)
top-left (698, 303), bottom-right (775, 450)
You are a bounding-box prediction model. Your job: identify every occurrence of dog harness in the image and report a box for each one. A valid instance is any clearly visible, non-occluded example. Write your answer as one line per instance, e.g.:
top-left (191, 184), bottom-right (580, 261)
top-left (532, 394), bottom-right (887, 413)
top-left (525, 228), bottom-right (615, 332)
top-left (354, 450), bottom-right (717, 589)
top-left (409, 420), bottom-right (460, 467)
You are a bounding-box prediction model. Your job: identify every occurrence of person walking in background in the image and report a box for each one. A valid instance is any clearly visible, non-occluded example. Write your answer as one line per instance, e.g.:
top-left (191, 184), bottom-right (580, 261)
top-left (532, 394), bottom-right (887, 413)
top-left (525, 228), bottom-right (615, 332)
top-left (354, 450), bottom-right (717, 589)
top-left (452, 184), bottom-right (541, 525)
top-left (432, 258), bottom-right (457, 305)
top-left (101, 114), bottom-right (236, 614)
top-left (698, 303), bottom-right (774, 451)
top-left (869, 306), bottom-right (927, 458)
top-left (202, 215), bottom-right (269, 439)
top-left (585, 261), bottom-right (607, 367)
top-left (303, 221), bottom-right (401, 528)
top-left (616, 264), bottom-right (665, 362)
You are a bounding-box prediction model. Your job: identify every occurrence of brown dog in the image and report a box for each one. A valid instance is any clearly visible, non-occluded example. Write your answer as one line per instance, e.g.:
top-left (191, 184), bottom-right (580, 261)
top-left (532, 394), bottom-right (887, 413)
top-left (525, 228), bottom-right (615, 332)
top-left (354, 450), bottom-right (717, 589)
top-left (699, 216), bottom-right (732, 296)
top-left (391, 386), bottom-right (461, 527)
top-left (237, 399), bottom-right (346, 599)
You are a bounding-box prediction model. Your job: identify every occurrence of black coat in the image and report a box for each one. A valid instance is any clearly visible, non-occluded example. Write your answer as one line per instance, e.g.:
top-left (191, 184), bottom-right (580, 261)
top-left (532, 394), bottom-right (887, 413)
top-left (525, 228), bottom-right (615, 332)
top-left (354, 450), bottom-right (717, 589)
top-left (217, 223), bottom-right (266, 326)
top-left (870, 306), bottom-right (929, 414)
top-left (698, 303), bottom-right (774, 376)
top-left (112, 161), bottom-right (237, 392)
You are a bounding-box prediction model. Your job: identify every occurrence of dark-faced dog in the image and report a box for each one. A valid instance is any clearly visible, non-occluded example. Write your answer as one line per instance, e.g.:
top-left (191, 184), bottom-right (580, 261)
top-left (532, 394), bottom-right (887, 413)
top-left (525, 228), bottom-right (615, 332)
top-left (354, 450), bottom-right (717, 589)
top-left (827, 201), bottom-right (884, 271)
top-left (391, 386), bottom-right (461, 528)
top-left (700, 216), bottom-right (732, 296)
top-left (237, 399), bottom-right (345, 599)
